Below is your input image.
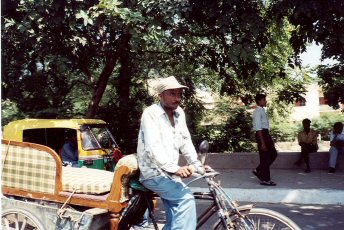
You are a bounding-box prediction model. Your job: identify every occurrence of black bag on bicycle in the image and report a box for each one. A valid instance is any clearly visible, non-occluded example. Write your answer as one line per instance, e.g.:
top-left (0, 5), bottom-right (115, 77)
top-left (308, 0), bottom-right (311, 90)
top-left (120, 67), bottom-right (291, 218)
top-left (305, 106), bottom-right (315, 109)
top-left (118, 190), bottom-right (151, 230)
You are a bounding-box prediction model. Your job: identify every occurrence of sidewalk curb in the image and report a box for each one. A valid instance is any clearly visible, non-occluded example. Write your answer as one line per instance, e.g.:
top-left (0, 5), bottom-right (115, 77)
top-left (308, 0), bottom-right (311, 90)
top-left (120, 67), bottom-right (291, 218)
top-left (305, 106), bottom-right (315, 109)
top-left (190, 187), bottom-right (344, 205)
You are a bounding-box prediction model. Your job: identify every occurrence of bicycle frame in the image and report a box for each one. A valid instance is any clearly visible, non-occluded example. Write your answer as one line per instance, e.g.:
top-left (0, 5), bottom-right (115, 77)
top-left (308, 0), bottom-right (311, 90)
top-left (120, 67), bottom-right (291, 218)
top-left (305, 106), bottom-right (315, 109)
top-left (143, 187), bottom-right (230, 229)
top-left (194, 191), bottom-right (219, 229)
top-left (138, 170), bottom-right (299, 230)
top-left (189, 172), bottom-right (253, 229)
top-left (135, 173), bottom-right (228, 230)
top-left (139, 171), bottom-right (253, 230)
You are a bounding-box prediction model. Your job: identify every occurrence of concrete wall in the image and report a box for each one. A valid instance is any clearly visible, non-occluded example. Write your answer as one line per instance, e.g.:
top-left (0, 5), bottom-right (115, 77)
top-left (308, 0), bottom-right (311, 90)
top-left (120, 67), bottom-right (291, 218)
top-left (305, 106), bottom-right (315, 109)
top-left (180, 151), bottom-right (343, 170)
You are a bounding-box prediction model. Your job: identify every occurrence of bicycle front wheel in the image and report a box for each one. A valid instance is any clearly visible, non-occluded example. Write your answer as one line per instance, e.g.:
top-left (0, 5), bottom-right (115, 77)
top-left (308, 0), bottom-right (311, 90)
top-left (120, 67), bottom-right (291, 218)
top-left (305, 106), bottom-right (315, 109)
top-left (235, 207), bottom-right (301, 230)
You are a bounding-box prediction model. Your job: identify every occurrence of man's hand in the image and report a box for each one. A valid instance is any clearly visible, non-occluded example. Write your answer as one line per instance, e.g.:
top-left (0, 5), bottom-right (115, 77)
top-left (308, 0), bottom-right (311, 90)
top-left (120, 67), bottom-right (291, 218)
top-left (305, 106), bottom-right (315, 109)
top-left (175, 166), bottom-right (194, 178)
top-left (204, 165), bottom-right (213, 172)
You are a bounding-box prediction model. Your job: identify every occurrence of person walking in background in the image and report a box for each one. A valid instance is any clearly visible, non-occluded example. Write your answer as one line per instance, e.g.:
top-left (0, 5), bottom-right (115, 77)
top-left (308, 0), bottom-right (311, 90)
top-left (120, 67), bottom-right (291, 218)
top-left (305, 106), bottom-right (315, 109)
top-left (294, 118), bottom-right (318, 173)
top-left (328, 121), bottom-right (344, 174)
top-left (252, 93), bottom-right (277, 186)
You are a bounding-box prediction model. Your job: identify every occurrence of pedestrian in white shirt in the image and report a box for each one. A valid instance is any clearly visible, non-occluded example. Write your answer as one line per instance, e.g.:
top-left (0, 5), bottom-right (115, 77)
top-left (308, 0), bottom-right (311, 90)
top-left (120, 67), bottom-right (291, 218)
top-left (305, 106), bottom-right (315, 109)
top-left (252, 93), bottom-right (277, 186)
top-left (137, 76), bottom-right (203, 230)
top-left (328, 121), bottom-right (344, 174)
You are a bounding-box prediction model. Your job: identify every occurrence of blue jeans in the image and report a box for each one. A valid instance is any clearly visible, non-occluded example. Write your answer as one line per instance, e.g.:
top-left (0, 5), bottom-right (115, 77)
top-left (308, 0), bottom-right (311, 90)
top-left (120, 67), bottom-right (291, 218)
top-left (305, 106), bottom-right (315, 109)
top-left (141, 176), bottom-right (196, 230)
top-left (329, 146), bottom-right (340, 168)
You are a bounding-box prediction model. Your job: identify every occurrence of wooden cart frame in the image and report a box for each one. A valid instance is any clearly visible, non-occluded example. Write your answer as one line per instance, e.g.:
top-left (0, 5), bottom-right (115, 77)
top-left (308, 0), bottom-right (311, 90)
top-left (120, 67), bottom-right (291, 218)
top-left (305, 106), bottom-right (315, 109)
top-left (1, 139), bottom-right (137, 229)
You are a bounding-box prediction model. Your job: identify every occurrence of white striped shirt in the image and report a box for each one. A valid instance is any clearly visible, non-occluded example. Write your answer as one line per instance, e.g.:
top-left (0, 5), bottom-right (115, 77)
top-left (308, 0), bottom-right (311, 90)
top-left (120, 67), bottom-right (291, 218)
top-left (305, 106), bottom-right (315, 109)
top-left (252, 106), bottom-right (269, 131)
top-left (137, 103), bottom-right (201, 180)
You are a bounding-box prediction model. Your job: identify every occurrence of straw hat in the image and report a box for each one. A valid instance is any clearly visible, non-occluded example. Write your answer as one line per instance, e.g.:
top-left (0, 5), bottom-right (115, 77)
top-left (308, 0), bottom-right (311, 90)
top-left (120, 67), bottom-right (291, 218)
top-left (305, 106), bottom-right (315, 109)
top-left (155, 76), bottom-right (188, 94)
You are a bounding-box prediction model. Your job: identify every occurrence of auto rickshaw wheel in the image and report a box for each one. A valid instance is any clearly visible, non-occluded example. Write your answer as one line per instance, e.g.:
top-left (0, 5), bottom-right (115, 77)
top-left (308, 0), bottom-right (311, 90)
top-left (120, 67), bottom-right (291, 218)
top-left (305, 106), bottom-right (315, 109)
top-left (2, 208), bottom-right (45, 230)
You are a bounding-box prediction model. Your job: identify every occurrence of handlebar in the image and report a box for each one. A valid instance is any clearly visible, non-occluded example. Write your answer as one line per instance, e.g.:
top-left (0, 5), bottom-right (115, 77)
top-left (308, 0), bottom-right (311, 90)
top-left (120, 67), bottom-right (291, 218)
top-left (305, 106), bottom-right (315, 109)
top-left (186, 171), bottom-right (220, 186)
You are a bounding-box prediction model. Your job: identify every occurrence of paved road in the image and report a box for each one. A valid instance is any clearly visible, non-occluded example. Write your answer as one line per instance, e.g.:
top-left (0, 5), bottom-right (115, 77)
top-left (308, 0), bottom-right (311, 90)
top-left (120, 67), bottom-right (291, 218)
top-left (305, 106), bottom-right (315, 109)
top-left (254, 202), bottom-right (344, 230)
top-left (143, 199), bottom-right (344, 230)
top-left (133, 168), bottom-right (344, 229)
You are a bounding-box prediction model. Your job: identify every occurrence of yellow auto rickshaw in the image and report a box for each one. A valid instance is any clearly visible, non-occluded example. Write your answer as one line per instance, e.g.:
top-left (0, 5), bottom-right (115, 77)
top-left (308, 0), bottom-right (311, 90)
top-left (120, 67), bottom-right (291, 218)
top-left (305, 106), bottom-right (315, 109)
top-left (3, 119), bottom-right (122, 171)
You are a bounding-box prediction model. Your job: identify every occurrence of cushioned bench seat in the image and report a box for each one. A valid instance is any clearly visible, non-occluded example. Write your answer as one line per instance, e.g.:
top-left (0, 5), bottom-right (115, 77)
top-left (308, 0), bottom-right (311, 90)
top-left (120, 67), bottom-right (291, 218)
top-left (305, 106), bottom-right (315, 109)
top-left (62, 154), bottom-right (139, 202)
top-left (62, 167), bottom-right (114, 195)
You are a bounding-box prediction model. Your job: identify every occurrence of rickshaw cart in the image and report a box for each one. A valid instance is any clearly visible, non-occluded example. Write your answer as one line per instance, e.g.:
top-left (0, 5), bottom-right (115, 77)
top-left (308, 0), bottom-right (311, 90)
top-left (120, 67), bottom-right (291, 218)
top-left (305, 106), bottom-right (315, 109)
top-left (1, 139), bottom-right (139, 230)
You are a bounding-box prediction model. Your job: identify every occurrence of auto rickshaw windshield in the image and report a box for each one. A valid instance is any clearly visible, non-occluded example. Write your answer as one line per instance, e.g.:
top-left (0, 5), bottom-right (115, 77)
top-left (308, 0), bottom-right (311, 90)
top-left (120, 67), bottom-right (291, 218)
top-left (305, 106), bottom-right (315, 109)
top-left (80, 125), bottom-right (118, 150)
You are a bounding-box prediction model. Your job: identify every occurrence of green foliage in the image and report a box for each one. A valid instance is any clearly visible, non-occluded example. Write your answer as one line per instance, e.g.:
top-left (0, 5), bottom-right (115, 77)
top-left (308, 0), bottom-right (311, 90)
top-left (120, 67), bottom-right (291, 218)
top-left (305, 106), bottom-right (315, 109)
top-left (197, 99), bottom-right (255, 152)
top-left (269, 119), bottom-right (298, 142)
top-left (318, 64), bottom-right (344, 109)
top-left (1, 99), bottom-right (25, 126)
top-left (3, 0), bottom-right (340, 153)
top-left (271, 0), bottom-right (344, 108)
top-left (182, 0), bottom-right (272, 99)
top-left (253, 92), bottom-right (297, 142)
top-left (312, 113), bottom-right (344, 141)
top-left (270, 112), bottom-right (344, 143)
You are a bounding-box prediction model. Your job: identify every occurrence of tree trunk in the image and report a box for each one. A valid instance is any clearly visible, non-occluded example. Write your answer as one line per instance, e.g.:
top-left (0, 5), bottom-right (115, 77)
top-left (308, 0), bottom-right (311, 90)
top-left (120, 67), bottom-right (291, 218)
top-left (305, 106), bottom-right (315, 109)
top-left (85, 33), bottom-right (131, 118)
top-left (117, 38), bottom-right (132, 153)
top-left (85, 57), bottom-right (117, 118)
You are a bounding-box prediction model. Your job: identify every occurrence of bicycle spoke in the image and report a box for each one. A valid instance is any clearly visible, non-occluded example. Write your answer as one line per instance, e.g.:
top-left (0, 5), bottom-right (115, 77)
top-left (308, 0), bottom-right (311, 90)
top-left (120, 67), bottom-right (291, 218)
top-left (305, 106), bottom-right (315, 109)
top-left (243, 208), bottom-right (300, 230)
top-left (2, 217), bottom-right (11, 230)
top-left (14, 213), bottom-right (19, 230)
top-left (20, 217), bottom-right (28, 230)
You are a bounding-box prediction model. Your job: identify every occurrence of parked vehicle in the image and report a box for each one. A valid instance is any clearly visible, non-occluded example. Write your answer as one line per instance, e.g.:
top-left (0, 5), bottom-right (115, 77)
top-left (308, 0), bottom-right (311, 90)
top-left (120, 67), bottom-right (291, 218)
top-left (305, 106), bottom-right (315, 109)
top-left (3, 119), bottom-right (122, 171)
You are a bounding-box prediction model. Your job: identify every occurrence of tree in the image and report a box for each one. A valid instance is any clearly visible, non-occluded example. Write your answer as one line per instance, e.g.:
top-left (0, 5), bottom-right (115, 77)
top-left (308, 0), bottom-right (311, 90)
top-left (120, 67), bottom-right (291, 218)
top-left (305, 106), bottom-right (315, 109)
top-left (2, 0), bottom-right (316, 152)
top-left (198, 97), bottom-right (255, 152)
top-left (1, 0), bottom-right (198, 152)
top-left (178, 0), bottom-right (271, 100)
top-left (271, 0), bottom-right (344, 109)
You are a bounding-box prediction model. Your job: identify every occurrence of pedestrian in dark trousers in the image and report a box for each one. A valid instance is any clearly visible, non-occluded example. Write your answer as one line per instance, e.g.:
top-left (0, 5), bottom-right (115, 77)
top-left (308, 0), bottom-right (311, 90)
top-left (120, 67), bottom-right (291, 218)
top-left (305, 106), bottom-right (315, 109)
top-left (252, 93), bottom-right (277, 186)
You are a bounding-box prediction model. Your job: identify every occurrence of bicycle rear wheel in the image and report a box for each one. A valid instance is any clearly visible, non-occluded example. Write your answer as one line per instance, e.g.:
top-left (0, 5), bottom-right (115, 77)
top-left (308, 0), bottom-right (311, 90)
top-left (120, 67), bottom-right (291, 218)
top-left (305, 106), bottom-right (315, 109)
top-left (232, 207), bottom-right (301, 230)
